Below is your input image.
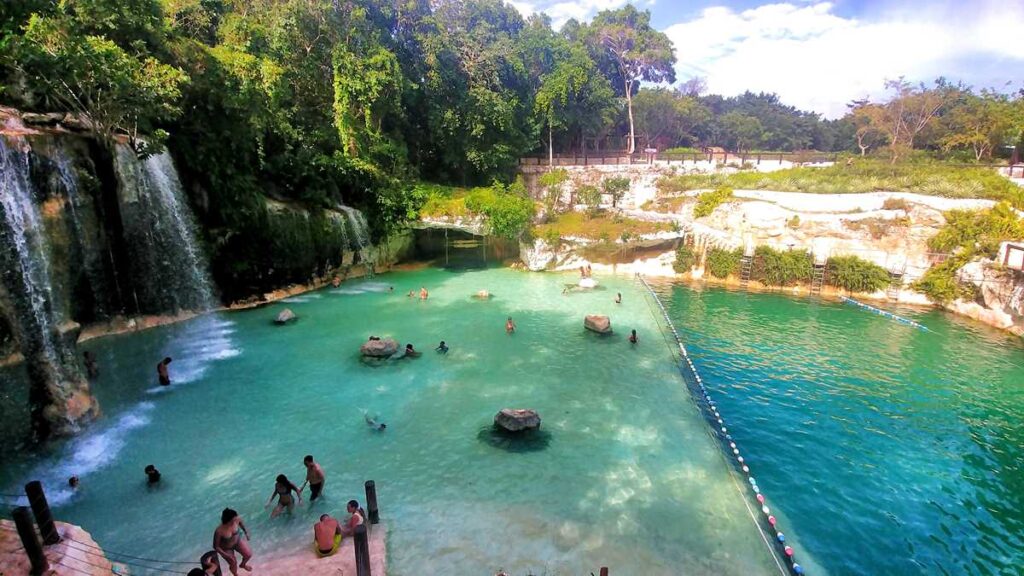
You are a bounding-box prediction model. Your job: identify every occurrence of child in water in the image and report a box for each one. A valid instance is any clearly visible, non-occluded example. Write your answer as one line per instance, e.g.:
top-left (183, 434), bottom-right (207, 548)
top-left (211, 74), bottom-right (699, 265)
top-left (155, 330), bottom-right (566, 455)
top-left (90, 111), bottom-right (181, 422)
top-left (436, 341), bottom-right (449, 354)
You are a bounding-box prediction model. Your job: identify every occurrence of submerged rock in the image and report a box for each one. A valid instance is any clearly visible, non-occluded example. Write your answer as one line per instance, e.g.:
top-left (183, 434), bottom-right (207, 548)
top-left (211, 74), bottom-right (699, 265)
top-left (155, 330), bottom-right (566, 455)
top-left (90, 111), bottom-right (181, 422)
top-left (584, 314), bottom-right (612, 334)
top-left (274, 308), bottom-right (297, 325)
top-left (361, 337), bottom-right (399, 358)
top-left (494, 408), bottom-right (541, 432)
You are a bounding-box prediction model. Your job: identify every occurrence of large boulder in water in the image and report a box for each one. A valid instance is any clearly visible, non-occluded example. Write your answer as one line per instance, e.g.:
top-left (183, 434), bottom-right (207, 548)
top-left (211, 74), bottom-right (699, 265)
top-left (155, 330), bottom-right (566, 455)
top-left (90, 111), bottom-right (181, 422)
top-left (274, 308), bottom-right (297, 325)
top-left (494, 408), bottom-right (541, 432)
top-left (584, 314), bottom-right (612, 334)
top-left (360, 338), bottom-right (399, 358)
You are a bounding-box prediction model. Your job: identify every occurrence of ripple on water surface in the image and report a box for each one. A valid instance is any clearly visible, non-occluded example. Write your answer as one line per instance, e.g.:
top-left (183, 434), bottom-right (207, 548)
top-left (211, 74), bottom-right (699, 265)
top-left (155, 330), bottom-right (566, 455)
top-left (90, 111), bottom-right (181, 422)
top-left (0, 269), bottom-right (786, 576)
top-left (649, 281), bottom-right (1024, 575)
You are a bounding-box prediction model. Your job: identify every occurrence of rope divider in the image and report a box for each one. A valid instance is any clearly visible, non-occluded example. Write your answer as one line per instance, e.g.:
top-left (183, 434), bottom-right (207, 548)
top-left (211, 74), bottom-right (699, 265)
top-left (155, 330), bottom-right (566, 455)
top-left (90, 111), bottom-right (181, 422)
top-left (840, 296), bottom-right (929, 331)
top-left (637, 274), bottom-right (806, 576)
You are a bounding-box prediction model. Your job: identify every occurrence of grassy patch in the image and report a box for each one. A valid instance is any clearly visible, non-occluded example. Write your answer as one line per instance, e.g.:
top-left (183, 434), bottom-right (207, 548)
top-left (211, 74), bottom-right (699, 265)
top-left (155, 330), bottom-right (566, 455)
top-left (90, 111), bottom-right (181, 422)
top-left (418, 183), bottom-right (469, 219)
top-left (533, 211), bottom-right (671, 242)
top-left (417, 181), bottom-right (534, 239)
top-left (658, 159), bottom-right (1024, 208)
top-left (693, 187), bottom-right (734, 218)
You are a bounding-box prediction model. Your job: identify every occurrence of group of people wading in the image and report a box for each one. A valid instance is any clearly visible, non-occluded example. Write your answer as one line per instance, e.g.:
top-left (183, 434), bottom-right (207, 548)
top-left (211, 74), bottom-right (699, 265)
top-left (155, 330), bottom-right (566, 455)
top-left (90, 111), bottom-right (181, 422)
top-left (191, 455), bottom-right (367, 576)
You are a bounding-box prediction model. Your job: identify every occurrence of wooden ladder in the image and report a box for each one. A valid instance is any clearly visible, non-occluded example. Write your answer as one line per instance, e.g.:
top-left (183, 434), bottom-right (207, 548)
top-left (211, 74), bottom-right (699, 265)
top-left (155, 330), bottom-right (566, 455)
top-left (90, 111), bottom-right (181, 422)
top-left (887, 270), bottom-right (904, 300)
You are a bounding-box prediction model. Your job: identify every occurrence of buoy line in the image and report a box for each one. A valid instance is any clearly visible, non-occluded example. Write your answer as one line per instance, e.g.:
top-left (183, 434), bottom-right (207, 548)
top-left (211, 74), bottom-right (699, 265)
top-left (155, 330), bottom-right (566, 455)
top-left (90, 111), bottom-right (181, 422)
top-left (840, 296), bottom-right (929, 331)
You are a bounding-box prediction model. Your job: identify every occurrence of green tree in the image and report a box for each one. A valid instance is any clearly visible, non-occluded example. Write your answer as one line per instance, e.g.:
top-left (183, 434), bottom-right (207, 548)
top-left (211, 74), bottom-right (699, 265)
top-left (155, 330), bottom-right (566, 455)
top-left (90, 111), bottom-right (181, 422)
top-left (534, 45), bottom-right (614, 165)
top-left (940, 90), bottom-right (1017, 161)
top-left (601, 176), bottom-right (630, 208)
top-left (718, 112), bottom-right (764, 152)
top-left (585, 5), bottom-right (675, 154)
top-left (538, 168), bottom-right (569, 217)
top-left (578, 184), bottom-right (601, 217)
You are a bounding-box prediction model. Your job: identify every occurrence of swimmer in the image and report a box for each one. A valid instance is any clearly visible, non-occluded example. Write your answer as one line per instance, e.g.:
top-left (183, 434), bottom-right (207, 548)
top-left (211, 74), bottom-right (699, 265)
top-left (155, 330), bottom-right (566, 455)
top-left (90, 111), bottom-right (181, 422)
top-left (68, 475), bottom-right (79, 489)
top-left (199, 550), bottom-right (221, 576)
top-left (214, 508), bottom-right (252, 575)
top-left (586, 264), bottom-right (592, 277)
top-left (266, 474), bottom-right (302, 518)
top-left (389, 286), bottom-right (394, 292)
top-left (367, 335), bottom-right (381, 341)
top-left (157, 357), bottom-right (172, 386)
top-left (506, 317), bottom-right (516, 334)
top-left (365, 414), bottom-right (387, 431)
top-left (331, 275), bottom-right (341, 288)
top-left (615, 292), bottom-right (622, 304)
top-left (145, 464), bottom-right (161, 484)
top-left (402, 343), bottom-right (421, 358)
top-left (436, 341), bottom-right (449, 354)
top-left (83, 351), bottom-right (99, 378)
top-left (407, 290), bottom-right (414, 297)
top-left (420, 287), bottom-right (428, 299)
top-left (629, 329), bottom-right (638, 344)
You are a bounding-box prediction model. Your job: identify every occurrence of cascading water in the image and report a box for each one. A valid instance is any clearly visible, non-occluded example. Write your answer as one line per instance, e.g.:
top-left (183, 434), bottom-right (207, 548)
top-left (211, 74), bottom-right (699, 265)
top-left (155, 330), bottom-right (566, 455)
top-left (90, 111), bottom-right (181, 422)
top-left (113, 145), bottom-right (215, 313)
top-left (340, 205), bottom-right (376, 269)
top-left (0, 135), bottom-right (98, 436)
top-left (0, 137), bottom-right (63, 362)
top-left (54, 146), bottom-right (109, 318)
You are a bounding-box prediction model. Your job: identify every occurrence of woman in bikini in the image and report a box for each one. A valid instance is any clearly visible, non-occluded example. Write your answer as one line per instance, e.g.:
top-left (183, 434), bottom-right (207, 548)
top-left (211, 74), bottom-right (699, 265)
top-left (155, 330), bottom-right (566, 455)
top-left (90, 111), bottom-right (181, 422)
top-left (213, 508), bottom-right (252, 575)
top-left (266, 474), bottom-right (302, 518)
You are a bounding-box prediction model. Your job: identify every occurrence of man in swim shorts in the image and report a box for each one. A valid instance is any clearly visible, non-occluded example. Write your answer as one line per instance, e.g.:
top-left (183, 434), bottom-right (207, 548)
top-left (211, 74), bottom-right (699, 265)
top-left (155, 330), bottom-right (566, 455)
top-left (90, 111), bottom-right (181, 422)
top-left (300, 455), bottom-right (325, 502)
top-left (157, 357), bottom-right (172, 386)
top-left (314, 514), bottom-right (342, 556)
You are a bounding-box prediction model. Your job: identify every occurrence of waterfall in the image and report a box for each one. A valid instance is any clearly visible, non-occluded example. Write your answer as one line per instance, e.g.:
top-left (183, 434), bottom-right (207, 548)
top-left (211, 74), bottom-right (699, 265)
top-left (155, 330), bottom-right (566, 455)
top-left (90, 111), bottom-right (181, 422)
top-left (0, 137), bottom-right (63, 362)
top-left (340, 205), bottom-right (376, 268)
top-left (54, 146), bottom-right (109, 318)
top-left (113, 145), bottom-right (214, 313)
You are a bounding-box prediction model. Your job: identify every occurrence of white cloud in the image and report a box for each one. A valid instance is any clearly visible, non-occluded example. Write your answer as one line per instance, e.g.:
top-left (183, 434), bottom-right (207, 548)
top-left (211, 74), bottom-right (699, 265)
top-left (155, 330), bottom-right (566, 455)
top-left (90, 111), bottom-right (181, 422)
top-left (509, 0), bottom-right (631, 27)
top-left (664, 1), bottom-right (1024, 118)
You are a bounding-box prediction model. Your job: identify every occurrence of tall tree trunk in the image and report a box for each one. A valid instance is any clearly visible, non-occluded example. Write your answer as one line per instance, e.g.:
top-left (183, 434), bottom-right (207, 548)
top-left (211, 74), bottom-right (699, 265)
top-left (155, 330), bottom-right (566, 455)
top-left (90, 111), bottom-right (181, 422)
top-left (625, 78), bottom-right (636, 155)
top-left (548, 121), bottom-right (553, 167)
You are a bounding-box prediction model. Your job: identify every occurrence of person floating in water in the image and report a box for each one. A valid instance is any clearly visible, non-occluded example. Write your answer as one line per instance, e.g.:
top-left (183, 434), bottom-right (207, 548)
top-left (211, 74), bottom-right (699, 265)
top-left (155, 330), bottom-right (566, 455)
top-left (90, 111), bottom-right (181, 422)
top-left (213, 508), bottom-right (252, 575)
top-left (629, 329), bottom-right (638, 344)
top-left (313, 513), bottom-right (343, 557)
top-left (266, 474), bottom-right (302, 518)
top-left (157, 357), bottom-right (172, 386)
top-left (436, 341), bottom-right (449, 354)
top-left (83, 351), bottom-right (99, 378)
top-left (339, 500), bottom-right (367, 537)
top-left (68, 475), bottom-right (79, 489)
top-left (615, 292), bottom-right (622, 304)
top-left (365, 414), bottom-right (387, 431)
top-left (145, 464), bottom-right (161, 484)
top-left (506, 317), bottom-right (516, 334)
top-left (300, 455), bottom-right (325, 503)
top-left (420, 286), bottom-right (429, 299)
top-left (402, 343), bottom-right (421, 358)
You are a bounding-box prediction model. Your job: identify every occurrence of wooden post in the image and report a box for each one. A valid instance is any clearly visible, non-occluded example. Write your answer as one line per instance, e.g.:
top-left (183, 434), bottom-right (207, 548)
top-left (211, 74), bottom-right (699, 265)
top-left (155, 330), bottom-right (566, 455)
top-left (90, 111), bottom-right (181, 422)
top-left (354, 524), bottom-right (371, 576)
top-left (364, 481), bottom-right (380, 525)
top-left (24, 481), bottom-right (59, 545)
top-left (13, 506), bottom-right (49, 575)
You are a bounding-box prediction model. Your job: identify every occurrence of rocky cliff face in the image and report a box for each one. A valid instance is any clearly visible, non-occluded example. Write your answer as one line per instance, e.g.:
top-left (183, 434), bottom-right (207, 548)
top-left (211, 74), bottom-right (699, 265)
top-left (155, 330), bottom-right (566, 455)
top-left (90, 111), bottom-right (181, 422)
top-left (952, 260), bottom-right (1024, 336)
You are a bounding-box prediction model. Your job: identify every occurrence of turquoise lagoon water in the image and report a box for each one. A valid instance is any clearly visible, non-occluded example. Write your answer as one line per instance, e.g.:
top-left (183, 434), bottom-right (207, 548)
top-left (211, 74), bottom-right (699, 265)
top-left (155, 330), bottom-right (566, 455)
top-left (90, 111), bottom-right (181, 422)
top-left (0, 268), bottom-right (785, 575)
top-left (646, 280), bottom-right (1024, 575)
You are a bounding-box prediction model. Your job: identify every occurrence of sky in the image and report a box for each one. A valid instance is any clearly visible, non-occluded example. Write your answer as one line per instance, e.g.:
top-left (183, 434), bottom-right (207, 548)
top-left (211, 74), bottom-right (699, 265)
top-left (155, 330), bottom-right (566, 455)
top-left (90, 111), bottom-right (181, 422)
top-left (508, 0), bottom-right (1024, 119)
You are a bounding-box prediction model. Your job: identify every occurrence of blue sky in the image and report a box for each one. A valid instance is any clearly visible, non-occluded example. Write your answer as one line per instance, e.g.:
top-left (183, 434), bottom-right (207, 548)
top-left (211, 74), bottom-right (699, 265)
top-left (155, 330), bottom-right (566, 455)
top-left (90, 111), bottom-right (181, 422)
top-left (509, 0), bottom-right (1024, 118)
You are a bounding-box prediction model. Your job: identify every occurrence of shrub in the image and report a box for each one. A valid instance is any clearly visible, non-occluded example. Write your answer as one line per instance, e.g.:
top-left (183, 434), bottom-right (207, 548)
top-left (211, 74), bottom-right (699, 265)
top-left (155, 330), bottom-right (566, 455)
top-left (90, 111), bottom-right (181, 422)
top-left (754, 246), bottom-right (811, 286)
top-left (578, 184), bottom-right (602, 217)
top-left (674, 244), bottom-right (697, 273)
top-left (601, 176), bottom-right (630, 208)
top-left (826, 255), bottom-right (890, 292)
top-left (706, 247), bottom-right (742, 278)
top-left (693, 186), bottom-right (733, 218)
top-left (913, 256), bottom-right (974, 304)
top-left (882, 197), bottom-right (910, 211)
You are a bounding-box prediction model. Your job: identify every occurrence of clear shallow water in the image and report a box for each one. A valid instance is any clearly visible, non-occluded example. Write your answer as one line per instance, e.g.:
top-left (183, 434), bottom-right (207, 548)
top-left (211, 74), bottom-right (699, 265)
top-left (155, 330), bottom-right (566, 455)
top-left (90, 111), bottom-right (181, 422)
top-left (0, 269), bottom-right (782, 575)
top-left (648, 281), bottom-right (1024, 576)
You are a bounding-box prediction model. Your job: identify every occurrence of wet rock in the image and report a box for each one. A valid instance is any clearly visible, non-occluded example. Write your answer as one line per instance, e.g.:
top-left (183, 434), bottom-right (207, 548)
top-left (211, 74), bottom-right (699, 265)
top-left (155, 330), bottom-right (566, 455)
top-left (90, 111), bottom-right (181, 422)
top-left (275, 308), bottom-right (297, 325)
top-left (21, 112), bottom-right (65, 126)
top-left (584, 314), bottom-right (612, 334)
top-left (360, 337), bottom-right (398, 358)
top-left (494, 408), bottom-right (541, 432)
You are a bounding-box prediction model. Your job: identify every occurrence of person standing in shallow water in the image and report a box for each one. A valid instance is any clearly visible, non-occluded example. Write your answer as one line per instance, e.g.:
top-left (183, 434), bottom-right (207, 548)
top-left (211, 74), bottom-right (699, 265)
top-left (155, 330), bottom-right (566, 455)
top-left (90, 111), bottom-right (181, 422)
top-left (157, 357), bottom-right (172, 386)
top-left (506, 317), bottom-right (516, 334)
top-left (629, 329), bottom-right (638, 344)
top-left (300, 455), bottom-right (325, 503)
top-left (266, 474), bottom-right (302, 517)
top-left (213, 508), bottom-right (252, 575)
top-left (615, 292), bottom-right (622, 304)
top-left (420, 286), bottom-right (429, 299)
